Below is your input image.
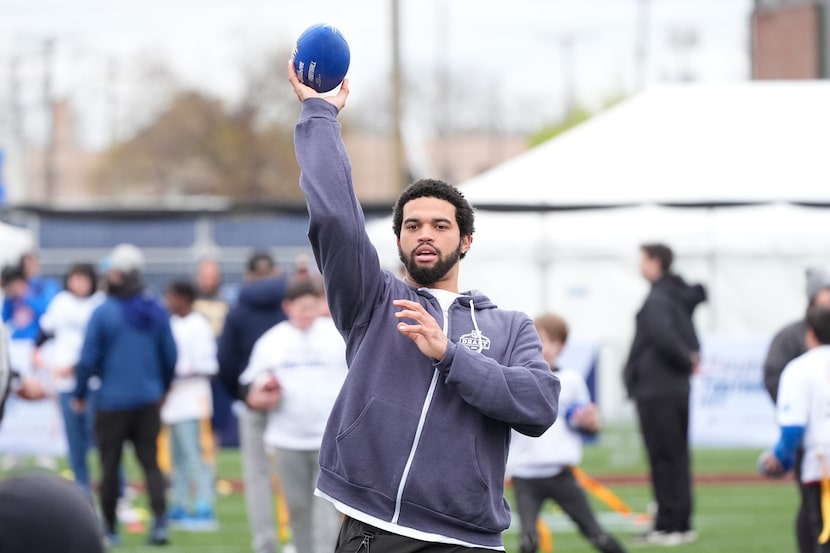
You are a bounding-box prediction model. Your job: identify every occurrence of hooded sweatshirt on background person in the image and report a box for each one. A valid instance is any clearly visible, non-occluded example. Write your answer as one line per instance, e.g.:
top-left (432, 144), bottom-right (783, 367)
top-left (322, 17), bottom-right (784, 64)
top-left (72, 243), bottom-right (177, 546)
top-left (74, 283), bottom-right (177, 409)
top-left (217, 276), bottom-right (288, 401)
top-left (763, 267), bottom-right (830, 403)
top-left (623, 273), bottom-right (707, 400)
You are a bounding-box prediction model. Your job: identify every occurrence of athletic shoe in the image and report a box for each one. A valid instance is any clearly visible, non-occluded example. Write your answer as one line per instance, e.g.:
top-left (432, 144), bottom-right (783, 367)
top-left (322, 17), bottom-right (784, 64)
top-left (632, 530), bottom-right (686, 546)
top-left (166, 505), bottom-right (188, 528)
top-left (105, 532), bottom-right (123, 547)
top-left (147, 521), bottom-right (169, 546)
top-left (681, 530), bottom-right (698, 544)
top-left (180, 506), bottom-right (219, 532)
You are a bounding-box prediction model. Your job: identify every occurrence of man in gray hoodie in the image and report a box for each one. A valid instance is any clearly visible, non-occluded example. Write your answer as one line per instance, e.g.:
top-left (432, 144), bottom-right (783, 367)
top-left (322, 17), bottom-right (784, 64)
top-left (288, 65), bottom-right (560, 551)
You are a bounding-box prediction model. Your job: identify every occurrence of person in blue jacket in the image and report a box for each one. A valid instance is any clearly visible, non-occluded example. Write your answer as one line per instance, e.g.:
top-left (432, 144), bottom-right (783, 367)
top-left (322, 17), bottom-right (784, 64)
top-left (288, 65), bottom-right (560, 551)
top-left (72, 243), bottom-right (177, 547)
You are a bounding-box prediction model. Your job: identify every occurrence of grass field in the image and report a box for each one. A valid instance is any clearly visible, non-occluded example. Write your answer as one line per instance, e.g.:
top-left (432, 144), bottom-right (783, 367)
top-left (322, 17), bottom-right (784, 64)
top-left (1, 426), bottom-right (799, 552)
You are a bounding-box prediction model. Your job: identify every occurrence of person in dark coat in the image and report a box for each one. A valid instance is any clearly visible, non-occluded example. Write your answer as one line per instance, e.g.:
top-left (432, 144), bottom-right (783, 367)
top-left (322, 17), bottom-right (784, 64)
top-left (624, 243), bottom-right (706, 547)
top-left (216, 251), bottom-right (288, 553)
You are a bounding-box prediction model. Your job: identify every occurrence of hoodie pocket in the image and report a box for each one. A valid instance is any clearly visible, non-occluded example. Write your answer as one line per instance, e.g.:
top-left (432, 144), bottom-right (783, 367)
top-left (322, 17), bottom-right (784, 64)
top-left (326, 397), bottom-right (419, 496)
top-left (401, 416), bottom-right (495, 529)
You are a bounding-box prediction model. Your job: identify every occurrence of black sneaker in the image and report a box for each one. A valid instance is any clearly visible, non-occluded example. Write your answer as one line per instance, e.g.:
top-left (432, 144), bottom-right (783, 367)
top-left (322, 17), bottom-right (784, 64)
top-left (147, 524), bottom-right (169, 546)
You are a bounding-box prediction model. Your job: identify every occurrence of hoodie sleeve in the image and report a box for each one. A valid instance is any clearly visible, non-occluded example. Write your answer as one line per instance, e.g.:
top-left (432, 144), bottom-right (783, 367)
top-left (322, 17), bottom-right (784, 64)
top-left (435, 316), bottom-right (560, 437)
top-left (762, 322), bottom-right (804, 403)
top-left (157, 319), bottom-right (177, 391)
top-left (294, 99), bottom-right (386, 333)
top-left (217, 309), bottom-right (246, 400)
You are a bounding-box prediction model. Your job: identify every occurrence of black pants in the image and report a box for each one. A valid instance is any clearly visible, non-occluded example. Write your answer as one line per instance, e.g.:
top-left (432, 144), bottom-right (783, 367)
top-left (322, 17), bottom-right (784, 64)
top-left (636, 395), bottom-right (692, 533)
top-left (796, 448), bottom-right (814, 553)
top-left (801, 482), bottom-right (830, 553)
top-left (512, 469), bottom-right (627, 553)
top-left (334, 516), bottom-right (494, 553)
top-left (95, 403), bottom-right (166, 533)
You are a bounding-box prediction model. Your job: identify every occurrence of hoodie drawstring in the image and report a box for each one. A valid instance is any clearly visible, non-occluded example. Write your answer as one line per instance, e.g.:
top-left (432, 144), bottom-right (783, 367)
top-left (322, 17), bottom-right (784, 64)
top-left (469, 299), bottom-right (484, 353)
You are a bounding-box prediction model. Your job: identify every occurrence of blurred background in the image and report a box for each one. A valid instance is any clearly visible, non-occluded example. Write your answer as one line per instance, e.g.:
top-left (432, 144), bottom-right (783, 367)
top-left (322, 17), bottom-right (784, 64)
top-left (0, 0), bottom-right (827, 434)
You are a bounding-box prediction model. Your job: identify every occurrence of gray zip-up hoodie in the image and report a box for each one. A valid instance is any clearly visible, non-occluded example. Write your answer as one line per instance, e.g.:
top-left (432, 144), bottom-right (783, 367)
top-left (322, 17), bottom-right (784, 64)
top-left (294, 99), bottom-right (560, 547)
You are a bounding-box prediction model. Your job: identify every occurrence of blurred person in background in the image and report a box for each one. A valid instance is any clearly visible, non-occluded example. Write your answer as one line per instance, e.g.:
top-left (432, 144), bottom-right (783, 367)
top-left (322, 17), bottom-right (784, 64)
top-left (762, 267), bottom-right (830, 553)
top-left (624, 243), bottom-right (706, 546)
top-left (19, 251), bottom-right (60, 311)
top-left (760, 304), bottom-right (830, 553)
top-left (194, 257), bottom-right (231, 338)
top-left (162, 279), bottom-right (220, 531)
top-left (0, 326), bottom-right (10, 427)
top-left (217, 250), bottom-right (288, 553)
top-left (240, 277), bottom-right (345, 553)
top-left (0, 263), bottom-right (54, 469)
top-left (193, 256), bottom-right (236, 449)
top-left (33, 262), bottom-right (104, 498)
top-left (509, 313), bottom-right (627, 553)
top-left (72, 243), bottom-right (177, 546)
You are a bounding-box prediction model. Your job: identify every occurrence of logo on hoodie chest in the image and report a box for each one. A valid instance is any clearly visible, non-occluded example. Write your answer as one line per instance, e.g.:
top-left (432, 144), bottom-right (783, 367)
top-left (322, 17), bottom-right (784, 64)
top-left (459, 330), bottom-right (491, 352)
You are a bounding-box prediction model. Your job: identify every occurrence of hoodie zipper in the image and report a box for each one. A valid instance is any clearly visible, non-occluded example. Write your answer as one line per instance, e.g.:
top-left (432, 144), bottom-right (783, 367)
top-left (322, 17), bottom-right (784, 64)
top-left (390, 296), bottom-right (448, 524)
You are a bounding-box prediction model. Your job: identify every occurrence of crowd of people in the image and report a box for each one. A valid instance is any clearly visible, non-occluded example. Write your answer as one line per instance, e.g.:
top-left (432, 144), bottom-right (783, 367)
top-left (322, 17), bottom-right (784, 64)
top-left (0, 245), bottom-right (329, 549)
top-left (0, 62), bottom-right (825, 553)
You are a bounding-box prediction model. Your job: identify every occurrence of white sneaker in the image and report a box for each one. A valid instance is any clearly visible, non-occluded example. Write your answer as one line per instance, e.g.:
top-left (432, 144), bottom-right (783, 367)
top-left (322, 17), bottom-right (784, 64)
top-left (635, 530), bottom-right (685, 546)
top-left (681, 530), bottom-right (697, 544)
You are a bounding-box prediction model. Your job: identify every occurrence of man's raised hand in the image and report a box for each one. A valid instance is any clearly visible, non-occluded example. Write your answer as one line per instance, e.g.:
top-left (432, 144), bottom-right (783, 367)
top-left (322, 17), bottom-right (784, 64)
top-left (287, 59), bottom-right (349, 112)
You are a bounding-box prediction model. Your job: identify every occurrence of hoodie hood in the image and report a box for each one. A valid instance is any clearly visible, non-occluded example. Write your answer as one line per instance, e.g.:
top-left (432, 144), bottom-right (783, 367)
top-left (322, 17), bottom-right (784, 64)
top-left (238, 277), bottom-right (286, 310)
top-left (117, 291), bottom-right (168, 331)
top-left (656, 273), bottom-right (707, 312)
top-left (455, 291), bottom-right (497, 310)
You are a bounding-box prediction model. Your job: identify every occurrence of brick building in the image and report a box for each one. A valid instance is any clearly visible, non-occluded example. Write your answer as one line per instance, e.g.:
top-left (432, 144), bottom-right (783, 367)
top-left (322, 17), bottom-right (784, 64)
top-left (752, 0), bottom-right (830, 78)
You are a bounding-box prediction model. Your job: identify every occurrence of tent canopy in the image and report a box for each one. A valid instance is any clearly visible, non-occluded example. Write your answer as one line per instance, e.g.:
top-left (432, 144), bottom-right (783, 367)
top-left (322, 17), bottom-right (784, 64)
top-left (460, 81), bottom-right (830, 209)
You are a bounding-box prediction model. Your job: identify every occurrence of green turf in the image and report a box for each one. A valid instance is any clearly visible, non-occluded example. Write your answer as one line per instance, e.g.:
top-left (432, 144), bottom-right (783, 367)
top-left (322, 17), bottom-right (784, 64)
top-left (0, 426), bottom-right (800, 552)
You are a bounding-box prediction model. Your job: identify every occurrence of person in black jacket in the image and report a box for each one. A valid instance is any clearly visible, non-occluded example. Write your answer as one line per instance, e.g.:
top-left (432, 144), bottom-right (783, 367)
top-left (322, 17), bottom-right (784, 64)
top-left (623, 243), bottom-right (706, 547)
top-left (216, 251), bottom-right (287, 553)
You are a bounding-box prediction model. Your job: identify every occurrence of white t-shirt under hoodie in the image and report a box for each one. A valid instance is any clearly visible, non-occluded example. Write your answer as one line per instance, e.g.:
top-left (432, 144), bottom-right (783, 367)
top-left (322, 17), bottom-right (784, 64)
top-left (240, 316), bottom-right (347, 451)
top-left (161, 311), bottom-right (218, 425)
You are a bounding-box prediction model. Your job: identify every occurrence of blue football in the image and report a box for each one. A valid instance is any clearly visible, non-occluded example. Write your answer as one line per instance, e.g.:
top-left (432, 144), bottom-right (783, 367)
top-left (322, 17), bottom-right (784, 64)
top-left (292, 24), bottom-right (351, 93)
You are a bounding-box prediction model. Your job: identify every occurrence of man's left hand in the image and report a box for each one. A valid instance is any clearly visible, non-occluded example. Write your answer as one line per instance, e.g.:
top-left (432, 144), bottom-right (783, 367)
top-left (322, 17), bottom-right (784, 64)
top-left (393, 299), bottom-right (449, 362)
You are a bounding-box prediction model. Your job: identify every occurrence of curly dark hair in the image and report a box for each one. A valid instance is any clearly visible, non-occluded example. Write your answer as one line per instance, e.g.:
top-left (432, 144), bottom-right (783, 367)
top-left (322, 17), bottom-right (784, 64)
top-left (392, 178), bottom-right (475, 249)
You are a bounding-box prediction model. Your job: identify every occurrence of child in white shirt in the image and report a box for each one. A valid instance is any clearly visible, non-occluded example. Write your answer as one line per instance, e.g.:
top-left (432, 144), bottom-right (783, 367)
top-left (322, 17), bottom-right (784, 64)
top-left (162, 280), bottom-right (218, 530)
top-left (507, 313), bottom-right (627, 553)
top-left (240, 278), bottom-right (346, 553)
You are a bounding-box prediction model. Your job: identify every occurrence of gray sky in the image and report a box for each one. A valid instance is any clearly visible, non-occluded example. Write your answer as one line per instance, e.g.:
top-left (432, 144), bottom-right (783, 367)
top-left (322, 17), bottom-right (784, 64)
top-left (0, 0), bottom-right (752, 147)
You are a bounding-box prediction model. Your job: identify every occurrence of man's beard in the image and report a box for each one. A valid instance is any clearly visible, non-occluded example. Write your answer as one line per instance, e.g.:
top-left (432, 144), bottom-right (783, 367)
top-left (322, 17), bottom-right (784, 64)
top-left (398, 242), bottom-right (462, 287)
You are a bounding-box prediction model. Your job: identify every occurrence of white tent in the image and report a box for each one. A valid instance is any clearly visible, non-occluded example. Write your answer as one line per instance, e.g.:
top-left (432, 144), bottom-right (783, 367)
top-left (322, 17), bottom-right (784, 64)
top-left (366, 82), bottom-right (830, 441)
top-left (0, 221), bottom-right (32, 269)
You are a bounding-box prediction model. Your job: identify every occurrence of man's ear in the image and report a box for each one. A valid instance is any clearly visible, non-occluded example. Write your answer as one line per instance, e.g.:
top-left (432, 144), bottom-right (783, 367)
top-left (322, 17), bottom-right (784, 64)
top-left (461, 234), bottom-right (473, 255)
